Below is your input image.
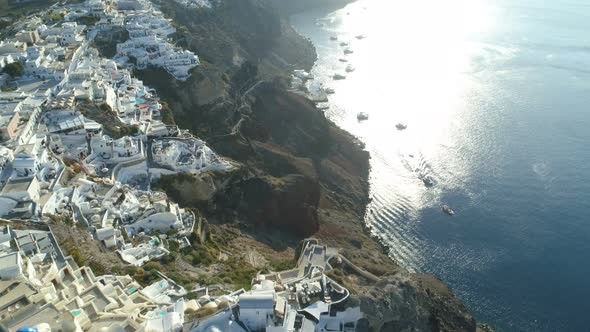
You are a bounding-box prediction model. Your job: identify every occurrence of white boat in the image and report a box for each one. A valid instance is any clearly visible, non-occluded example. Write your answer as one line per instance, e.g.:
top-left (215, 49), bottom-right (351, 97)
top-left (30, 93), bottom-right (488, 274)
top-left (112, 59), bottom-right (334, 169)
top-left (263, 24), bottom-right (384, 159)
top-left (311, 91), bottom-right (328, 103)
top-left (330, 36), bottom-right (338, 41)
top-left (316, 103), bottom-right (330, 110)
top-left (421, 176), bottom-right (434, 187)
top-left (355, 34), bottom-right (367, 40)
top-left (357, 112), bottom-right (369, 120)
top-left (333, 74), bottom-right (346, 80)
top-left (345, 65), bottom-right (355, 73)
top-left (343, 48), bottom-right (354, 55)
top-left (293, 70), bottom-right (314, 81)
top-left (324, 87), bottom-right (335, 94)
top-left (442, 205), bottom-right (455, 216)
top-left (396, 123), bottom-right (407, 130)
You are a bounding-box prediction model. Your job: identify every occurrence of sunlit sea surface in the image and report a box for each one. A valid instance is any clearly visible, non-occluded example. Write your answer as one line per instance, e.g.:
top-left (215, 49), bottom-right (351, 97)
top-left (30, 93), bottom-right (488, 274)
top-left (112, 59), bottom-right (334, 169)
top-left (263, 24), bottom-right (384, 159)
top-left (291, 0), bottom-right (590, 331)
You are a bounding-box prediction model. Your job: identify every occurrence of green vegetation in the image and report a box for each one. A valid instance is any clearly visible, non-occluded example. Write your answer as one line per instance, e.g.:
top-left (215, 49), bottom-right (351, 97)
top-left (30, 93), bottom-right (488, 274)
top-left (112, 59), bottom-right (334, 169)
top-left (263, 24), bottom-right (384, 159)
top-left (99, 103), bottom-right (113, 113)
top-left (189, 307), bottom-right (217, 319)
top-left (62, 158), bottom-right (86, 174)
top-left (269, 258), bottom-right (295, 272)
top-left (217, 257), bottom-right (257, 290)
top-left (92, 28), bottom-right (129, 58)
top-left (326, 270), bottom-right (346, 288)
top-left (160, 101), bottom-right (176, 125)
top-left (0, 0), bottom-right (58, 19)
top-left (76, 15), bottom-right (99, 26)
top-left (87, 261), bottom-right (106, 275)
top-left (168, 240), bottom-right (179, 252)
top-left (152, 172), bottom-right (196, 205)
top-left (126, 264), bottom-right (161, 285)
top-left (50, 12), bottom-right (63, 22)
top-left (183, 239), bottom-right (217, 266)
top-left (2, 62), bottom-right (24, 78)
top-left (45, 213), bottom-right (74, 227)
top-left (61, 240), bottom-right (87, 267)
top-left (222, 73), bottom-right (230, 84)
top-left (79, 104), bottom-right (137, 138)
top-left (121, 228), bottom-right (131, 243)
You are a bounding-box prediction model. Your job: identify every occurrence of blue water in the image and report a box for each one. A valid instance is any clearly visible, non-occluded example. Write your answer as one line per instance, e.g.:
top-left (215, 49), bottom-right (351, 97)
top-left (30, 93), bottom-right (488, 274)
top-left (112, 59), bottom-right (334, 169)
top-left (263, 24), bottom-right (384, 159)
top-left (291, 0), bottom-right (590, 330)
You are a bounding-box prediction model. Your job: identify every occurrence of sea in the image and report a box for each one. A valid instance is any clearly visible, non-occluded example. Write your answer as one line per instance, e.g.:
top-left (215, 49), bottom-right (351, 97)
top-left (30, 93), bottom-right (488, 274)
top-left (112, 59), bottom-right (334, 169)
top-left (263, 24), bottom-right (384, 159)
top-left (290, 0), bottom-right (590, 331)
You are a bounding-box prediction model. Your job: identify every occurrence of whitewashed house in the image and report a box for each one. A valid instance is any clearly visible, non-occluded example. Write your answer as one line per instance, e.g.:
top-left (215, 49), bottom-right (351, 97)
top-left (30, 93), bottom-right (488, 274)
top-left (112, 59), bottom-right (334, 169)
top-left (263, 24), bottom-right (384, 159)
top-left (0, 252), bottom-right (23, 280)
top-left (238, 292), bottom-right (276, 331)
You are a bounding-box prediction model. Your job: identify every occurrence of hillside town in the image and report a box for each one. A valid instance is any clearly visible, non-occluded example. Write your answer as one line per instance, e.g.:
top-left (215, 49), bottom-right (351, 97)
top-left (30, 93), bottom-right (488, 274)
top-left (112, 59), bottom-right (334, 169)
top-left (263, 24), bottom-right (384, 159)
top-left (0, 0), bottom-right (369, 331)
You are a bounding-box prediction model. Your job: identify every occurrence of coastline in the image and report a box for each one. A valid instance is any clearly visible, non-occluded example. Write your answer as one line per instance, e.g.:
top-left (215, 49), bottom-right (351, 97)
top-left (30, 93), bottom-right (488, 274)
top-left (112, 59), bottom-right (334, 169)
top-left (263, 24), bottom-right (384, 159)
top-left (286, 3), bottom-right (490, 331)
top-left (139, 0), bottom-right (481, 329)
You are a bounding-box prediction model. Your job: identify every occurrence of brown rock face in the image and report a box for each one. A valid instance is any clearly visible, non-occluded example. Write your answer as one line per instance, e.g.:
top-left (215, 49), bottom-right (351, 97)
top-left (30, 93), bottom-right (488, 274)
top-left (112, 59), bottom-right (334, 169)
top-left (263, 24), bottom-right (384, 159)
top-left (354, 275), bottom-right (477, 332)
top-left (215, 174), bottom-right (320, 236)
top-left (138, 1), bottom-right (480, 329)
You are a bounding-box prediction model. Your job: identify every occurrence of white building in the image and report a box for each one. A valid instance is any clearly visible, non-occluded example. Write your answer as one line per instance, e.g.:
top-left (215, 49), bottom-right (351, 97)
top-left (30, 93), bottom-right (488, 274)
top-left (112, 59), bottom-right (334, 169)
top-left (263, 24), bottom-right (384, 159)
top-left (238, 292), bottom-right (276, 331)
top-left (0, 40), bottom-right (27, 54)
top-left (15, 29), bottom-right (40, 44)
top-left (12, 142), bottom-right (47, 177)
top-left (91, 135), bottom-right (144, 162)
top-left (124, 211), bottom-right (182, 235)
top-left (0, 54), bottom-right (17, 69)
top-left (0, 252), bottom-right (23, 280)
top-left (96, 226), bottom-right (118, 248)
top-left (116, 18), bottom-right (199, 80)
top-left (0, 176), bottom-right (40, 203)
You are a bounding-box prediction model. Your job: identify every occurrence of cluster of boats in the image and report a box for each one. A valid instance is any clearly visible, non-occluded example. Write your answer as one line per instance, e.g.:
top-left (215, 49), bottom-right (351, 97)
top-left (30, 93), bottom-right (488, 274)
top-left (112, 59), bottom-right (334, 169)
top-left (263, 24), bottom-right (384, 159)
top-left (325, 35), bottom-right (456, 218)
top-left (329, 35), bottom-right (361, 80)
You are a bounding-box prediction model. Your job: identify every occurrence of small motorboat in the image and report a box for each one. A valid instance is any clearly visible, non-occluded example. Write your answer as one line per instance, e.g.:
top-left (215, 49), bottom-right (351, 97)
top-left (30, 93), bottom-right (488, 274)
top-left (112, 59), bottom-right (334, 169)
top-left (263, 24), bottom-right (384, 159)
top-left (316, 103), bottom-right (330, 110)
top-left (442, 205), bottom-right (455, 216)
top-left (345, 65), bottom-right (355, 73)
top-left (324, 87), bottom-right (335, 94)
top-left (293, 69), bottom-right (313, 81)
top-left (396, 123), bottom-right (407, 130)
top-left (330, 36), bottom-right (338, 41)
top-left (357, 112), bottom-right (369, 120)
top-left (333, 74), bottom-right (346, 80)
top-left (355, 34), bottom-right (367, 40)
top-left (340, 42), bottom-right (349, 47)
top-left (338, 58), bottom-right (348, 63)
top-left (343, 48), bottom-right (354, 55)
top-left (421, 176), bottom-right (435, 187)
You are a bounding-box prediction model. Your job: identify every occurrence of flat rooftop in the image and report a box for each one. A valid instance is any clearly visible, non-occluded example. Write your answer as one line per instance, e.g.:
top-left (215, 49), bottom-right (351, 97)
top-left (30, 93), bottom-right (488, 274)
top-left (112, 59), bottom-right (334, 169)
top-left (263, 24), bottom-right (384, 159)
top-left (0, 101), bottom-right (20, 115)
top-left (1, 177), bottom-right (35, 194)
top-left (0, 280), bottom-right (34, 311)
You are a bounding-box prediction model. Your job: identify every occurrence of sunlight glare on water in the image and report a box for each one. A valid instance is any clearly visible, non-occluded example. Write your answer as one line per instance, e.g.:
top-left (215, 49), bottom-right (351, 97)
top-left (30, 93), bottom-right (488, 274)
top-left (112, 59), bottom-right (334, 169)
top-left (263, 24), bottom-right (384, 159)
top-left (292, 0), bottom-right (590, 329)
top-left (317, 0), bottom-right (499, 226)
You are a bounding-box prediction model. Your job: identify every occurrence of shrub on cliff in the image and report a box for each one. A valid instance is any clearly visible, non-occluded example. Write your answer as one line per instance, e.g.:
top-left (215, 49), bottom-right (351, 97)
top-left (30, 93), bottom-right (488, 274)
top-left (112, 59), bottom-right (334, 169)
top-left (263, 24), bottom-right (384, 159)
top-left (2, 62), bottom-right (23, 77)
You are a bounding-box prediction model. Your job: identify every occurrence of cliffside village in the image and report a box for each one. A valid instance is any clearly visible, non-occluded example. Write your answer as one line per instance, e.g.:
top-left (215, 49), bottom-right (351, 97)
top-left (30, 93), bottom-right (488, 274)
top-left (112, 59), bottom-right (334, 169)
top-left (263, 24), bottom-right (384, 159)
top-left (0, 0), bottom-right (365, 331)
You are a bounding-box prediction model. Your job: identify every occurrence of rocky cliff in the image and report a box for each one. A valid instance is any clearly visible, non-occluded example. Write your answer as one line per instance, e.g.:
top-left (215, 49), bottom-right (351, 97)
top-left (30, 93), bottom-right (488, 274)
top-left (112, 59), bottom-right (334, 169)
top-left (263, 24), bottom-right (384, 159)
top-left (141, 0), bottom-right (479, 330)
top-left (351, 274), bottom-right (477, 332)
top-left (265, 0), bottom-right (356, 15)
